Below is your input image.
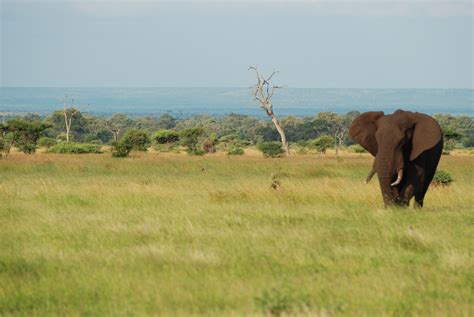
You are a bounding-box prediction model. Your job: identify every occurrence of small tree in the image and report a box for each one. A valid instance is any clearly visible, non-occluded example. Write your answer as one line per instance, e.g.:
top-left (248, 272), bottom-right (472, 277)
top-left (104, 113), bottom-right (132, 142)
top-left (153, 130), bottom-right (179, 143)
top-left (111, 141), bottom-right (133, 158)
top-left (203, 133), bottom-right (218, 153)
top-left (180, 128), bottom-right (204, 154)
top-left (0, 123), bottom-right (13, 159)
top-left (152, 130), bottom-right (180, 152)
top-left (121, 129), bottom-right (150, 151)
top-left (7, 119), bottom-right (50, 154)
top-left (37, 137), bottom-right (57, 149)
top-left (258, 142), bottom-right (285, 158)
top-left (249, 66), bottom-right (289, 155)
top-left (310, 135), bottom-right (334, 154)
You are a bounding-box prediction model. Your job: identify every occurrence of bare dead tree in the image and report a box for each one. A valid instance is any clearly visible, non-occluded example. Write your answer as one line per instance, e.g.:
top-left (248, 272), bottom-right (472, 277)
top-left (249, 66), bottom-right (289, 155)
top-left (62, 96), bottom-right (78, 143)
top-left (334, 117), bottom-right (348, 156)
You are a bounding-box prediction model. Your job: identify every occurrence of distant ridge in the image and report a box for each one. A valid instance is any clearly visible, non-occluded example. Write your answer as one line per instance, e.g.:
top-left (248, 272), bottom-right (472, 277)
top-left (1, 87), bottom-right (472, 117)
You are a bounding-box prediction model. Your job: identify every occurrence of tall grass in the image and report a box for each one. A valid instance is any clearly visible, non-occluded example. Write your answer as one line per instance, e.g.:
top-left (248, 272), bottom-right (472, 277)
top-left (1, 151), bottom-right (473, 316)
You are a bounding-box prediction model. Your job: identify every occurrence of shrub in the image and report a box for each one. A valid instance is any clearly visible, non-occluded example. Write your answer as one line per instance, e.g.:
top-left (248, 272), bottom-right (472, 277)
top-left (227, 147), bottom-right (244, 155)
top-left (37, 137), bottom-right (57, 149)
top-left (180, 128), bottom-right (204, 153)
top-left (443, 139), bottom-right (457, 155)
top-left (152, 130), bottom-right (180, 144)
top-left (111, 141), bottom-right (133, 158)
top-left (309, 135), bottom-right (334, 154)
top-left (121, 129), bottom-right (150, 151)
top-left (432, 170), bottom-right (453, 186)
top-left (351, 144), bottom-right (367, 153)
top-left (48, 142), bottom-right (102, 154)
top-left (258, 142), bottom-right (285, 158)
top-left (203, 133), bottom-right (218, 153)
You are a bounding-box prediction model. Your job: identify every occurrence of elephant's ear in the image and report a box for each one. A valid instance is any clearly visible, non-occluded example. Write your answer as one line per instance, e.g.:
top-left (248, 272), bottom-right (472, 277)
top-left (410, 112), bottom-right (442, 161)
top-left (349, 111), bottom-right (384, 156)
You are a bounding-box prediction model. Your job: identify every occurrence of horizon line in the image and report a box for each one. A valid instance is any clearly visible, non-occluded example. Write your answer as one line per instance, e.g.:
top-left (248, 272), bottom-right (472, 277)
top-left (1, 86), bottom-right (473, 90)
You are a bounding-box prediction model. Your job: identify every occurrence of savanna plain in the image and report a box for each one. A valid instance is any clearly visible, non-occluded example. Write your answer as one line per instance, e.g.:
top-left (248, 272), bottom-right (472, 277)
top-left (1, 150), bottom-right (473, 316)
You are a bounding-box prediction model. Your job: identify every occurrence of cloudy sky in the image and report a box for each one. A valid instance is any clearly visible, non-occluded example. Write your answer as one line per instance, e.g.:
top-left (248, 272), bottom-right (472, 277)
top-left (1, 0), bottom-right (472, 88)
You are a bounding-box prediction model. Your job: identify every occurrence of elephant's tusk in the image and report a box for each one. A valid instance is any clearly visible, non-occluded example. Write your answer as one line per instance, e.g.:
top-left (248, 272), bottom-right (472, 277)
top-left (365, 168), bottom-right (376, 184)
top-left (391, 169), bottom-right (404, 186)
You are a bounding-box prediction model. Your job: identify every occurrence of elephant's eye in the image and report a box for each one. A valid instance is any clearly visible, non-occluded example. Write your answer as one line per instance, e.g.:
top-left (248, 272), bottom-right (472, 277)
top-left (397, 139), bottom-right (405, 148)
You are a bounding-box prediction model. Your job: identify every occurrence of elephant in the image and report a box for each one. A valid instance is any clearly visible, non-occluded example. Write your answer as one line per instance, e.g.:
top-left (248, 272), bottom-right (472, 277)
top-left (349, 110), bottom-right (443, 208)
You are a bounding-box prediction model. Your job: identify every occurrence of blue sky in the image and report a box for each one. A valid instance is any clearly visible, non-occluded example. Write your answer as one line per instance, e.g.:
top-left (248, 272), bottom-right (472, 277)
top-left (1, 0), bottom-right (472, 88)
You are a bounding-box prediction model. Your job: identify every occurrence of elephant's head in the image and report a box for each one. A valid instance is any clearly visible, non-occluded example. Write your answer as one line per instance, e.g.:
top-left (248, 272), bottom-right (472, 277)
top-left (349, 110), bottom-right (442, 206)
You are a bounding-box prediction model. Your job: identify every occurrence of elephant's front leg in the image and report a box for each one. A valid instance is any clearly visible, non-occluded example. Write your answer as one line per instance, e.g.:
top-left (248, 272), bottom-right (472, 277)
top-left (391, 185), bottom-right (409, 207)
top-left (398, 184), bottom-right (415, 207)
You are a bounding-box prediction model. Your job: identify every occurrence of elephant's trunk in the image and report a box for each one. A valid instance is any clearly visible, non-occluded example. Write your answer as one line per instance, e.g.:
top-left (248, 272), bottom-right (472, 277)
top-left (376, 158), bottom-right (396, 206)
top-left (378, 175), bottom-right (395, 207)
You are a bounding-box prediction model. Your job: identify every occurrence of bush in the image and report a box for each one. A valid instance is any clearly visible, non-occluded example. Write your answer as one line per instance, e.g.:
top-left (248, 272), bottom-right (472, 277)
top-left (180, 128), bottom-right (204, 153)
top-left (432, 170), bottom-right (453, 186)
top-left (351, 144), bottom-right (367, 153)
top-left (48, 142), bottom-right (102, 154)
top-left (309, 135), bottom-right (334, 154)
top-left (37, 137), bottom-right (57, 149)
top-left (121, 129), bottom-right (150, 151)
top-left (227, 147), bottom-right (244, 155)
top-left (203, 133), bottom-right (218, 153)
top-left (258, 142), bottom-right (285, 158)
top-left (153, 130), bottom-right (180, 144)
top-left (111, 141), bottom-right (133, 158)
top-left (443, 139), bottom-right (457, 155)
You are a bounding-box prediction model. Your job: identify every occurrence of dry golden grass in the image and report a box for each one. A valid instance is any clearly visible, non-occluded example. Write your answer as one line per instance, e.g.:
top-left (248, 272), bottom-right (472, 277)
top-left (0, 150), bottom-right (473, 316)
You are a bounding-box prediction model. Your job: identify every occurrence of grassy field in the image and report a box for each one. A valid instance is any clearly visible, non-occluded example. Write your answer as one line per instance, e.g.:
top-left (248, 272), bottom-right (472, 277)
top-left (1, 150), bottom-right (473, 316)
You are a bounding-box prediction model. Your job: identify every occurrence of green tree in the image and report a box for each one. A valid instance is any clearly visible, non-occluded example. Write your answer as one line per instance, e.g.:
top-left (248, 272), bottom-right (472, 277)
top-left (153, 130), bottom-right (180, 144)
top-left (203, 133), bottom-right (218, 153)
top-left (310, 135), bottom-right (335, 154)
top-left (121, 129), bottom-right (151, 151)
top-left (152, 130), bottom-right (180, 152)
top-left (258, 142), bottom-right (285, 158)
top-left (104, 113), bottom-right (133, 141)
top-left (0, 123), bottom-right (14, 158)
top-left (180, 128), bottom-right (204, 154)
top-left (46, 108), bottom-right (88, 142)
top-left (111, 141), bottom-right (133, 158)
top-left (37, 137), bottom-right (57, 149)
top-left (7, 119), bottom-right (50, 154)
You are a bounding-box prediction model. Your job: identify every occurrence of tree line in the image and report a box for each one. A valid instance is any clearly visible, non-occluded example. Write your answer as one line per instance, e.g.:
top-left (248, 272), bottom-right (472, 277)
top-left (1, 110), bottom-right (473, 158)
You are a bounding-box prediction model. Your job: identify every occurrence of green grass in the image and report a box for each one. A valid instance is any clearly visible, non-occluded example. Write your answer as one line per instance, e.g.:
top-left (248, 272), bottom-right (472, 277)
top-left (1, 151), bottom-right (473, 316)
